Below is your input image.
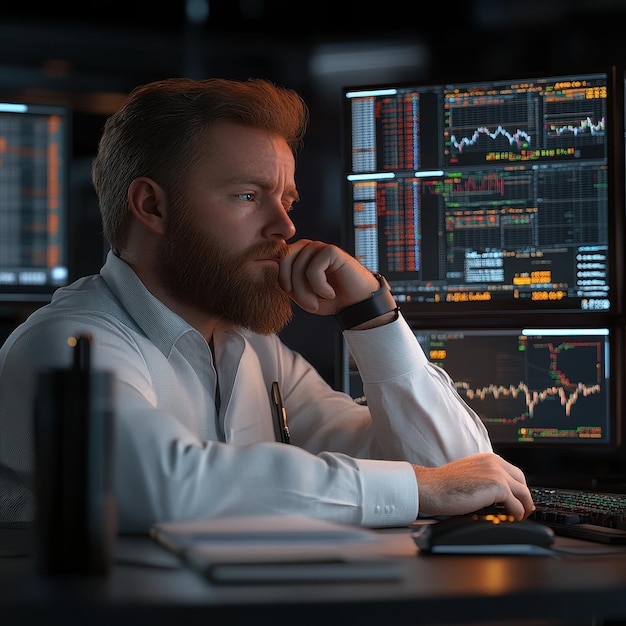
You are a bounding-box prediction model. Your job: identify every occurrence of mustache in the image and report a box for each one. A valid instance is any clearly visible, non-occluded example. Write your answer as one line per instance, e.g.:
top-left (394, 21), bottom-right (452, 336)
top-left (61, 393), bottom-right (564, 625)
top-left (241, 241), bottom-right (289, 263)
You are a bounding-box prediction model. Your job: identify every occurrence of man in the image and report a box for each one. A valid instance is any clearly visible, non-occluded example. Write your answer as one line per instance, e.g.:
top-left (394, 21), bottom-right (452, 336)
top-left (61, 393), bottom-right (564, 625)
top-left (0, 78), bottom-right (534, 532)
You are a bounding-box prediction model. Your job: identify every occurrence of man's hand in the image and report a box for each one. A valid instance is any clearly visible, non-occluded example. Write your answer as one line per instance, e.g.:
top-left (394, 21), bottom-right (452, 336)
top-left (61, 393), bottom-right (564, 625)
top-left (413, 453), bottom-right (536, 521)
top-left (279, 239), bottom-right (379, 315)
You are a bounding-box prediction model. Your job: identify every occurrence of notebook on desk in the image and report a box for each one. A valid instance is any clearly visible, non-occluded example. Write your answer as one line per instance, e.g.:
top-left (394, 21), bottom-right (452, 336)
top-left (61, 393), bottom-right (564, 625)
top-left (150, 514), bottom-right (410, 583)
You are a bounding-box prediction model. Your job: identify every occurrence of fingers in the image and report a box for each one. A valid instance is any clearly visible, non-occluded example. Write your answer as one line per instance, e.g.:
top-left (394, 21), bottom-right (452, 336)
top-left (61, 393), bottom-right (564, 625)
top-left (475, 453), bottom-right (535, 520)
top-left (479, 453), bottom-right (534, 520)
top-left (500, 459), bottom-right (536, 520)
top-left (279, 240), bottom-right (338, 312)
top-left (279, 239), bottom-right (377, 315)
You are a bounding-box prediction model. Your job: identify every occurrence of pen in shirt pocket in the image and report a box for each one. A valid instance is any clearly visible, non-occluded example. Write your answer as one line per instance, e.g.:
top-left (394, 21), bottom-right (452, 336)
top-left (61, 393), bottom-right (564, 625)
top-left (271, 381), bottom-right (290, 444)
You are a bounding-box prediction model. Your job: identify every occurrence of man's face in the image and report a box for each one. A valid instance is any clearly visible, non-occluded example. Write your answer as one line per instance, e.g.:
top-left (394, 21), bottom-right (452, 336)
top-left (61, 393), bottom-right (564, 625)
top-left (160, 121), bottom-right (299, 334)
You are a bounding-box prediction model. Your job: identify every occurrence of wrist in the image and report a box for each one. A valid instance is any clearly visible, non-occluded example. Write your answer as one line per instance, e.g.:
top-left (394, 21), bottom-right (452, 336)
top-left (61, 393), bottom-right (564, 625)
top-left (334, 272), bottom-right (399, 331)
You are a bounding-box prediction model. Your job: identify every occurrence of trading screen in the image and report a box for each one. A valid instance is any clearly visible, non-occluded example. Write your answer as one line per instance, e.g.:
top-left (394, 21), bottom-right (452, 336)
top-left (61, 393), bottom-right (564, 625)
top-left (342, 327), bottom-right (612, 445)
top-left (0, 101), bottom-right (70, 300)
top-left (344, 71), bottom-right (615, 314)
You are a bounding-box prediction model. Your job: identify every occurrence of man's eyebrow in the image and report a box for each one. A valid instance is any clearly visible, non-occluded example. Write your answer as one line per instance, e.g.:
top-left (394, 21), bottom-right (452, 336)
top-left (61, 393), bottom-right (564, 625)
top-left (226, 175), bottom-right (274, 189)
top-left (224, 175), bottom-right (262, 186)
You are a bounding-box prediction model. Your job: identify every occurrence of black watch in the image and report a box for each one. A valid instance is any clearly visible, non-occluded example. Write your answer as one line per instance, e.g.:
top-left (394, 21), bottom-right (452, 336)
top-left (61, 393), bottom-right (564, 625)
top-left (334, 272), bottom-right (398, 331)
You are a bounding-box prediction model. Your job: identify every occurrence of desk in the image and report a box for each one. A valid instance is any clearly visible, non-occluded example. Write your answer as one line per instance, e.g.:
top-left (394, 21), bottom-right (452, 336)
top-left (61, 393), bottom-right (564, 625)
top-left (2, 524), bottom-right (626, 626)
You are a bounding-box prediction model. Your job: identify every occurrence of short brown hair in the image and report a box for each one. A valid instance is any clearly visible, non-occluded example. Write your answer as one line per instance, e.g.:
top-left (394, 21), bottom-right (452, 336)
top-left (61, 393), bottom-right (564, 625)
top-left (91, 77), bottom-right (309, 253)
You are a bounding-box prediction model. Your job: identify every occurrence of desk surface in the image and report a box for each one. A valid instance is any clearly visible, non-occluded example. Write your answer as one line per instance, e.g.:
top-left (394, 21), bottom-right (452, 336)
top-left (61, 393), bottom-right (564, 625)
top-left (2, 524), bottom-right (626, 626)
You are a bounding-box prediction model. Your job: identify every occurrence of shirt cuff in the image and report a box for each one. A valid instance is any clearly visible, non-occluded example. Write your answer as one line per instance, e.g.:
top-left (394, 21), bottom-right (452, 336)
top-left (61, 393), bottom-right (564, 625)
top-left (355, 458), bottom-right (418, 527)
top-left (343, 314), bottom-right (427, 383)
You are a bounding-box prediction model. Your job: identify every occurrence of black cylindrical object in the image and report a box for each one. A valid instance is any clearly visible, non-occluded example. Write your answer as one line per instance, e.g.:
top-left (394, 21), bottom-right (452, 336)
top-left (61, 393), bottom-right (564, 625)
top-left (33, 335), bottom-right (116, 576)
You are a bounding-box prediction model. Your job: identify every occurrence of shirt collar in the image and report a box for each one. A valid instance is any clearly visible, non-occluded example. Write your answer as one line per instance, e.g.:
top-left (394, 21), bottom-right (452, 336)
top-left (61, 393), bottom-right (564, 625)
top-left (100, 250), bottom-right (201, 358)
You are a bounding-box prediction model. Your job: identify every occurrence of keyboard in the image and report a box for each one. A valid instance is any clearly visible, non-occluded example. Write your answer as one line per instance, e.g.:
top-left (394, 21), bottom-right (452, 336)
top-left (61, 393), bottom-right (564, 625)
top-left (529, 486), bottom-right (626, 544)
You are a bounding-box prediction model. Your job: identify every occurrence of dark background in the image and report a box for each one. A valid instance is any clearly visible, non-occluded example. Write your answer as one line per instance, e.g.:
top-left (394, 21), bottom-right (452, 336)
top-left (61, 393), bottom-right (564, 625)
top-left (1, 0), bottom-right (625, 386)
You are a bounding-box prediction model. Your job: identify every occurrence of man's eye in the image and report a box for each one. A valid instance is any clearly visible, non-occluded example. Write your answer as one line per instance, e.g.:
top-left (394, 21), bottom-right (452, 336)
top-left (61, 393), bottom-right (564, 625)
top-left (235, 193), bottom-right (255, 202)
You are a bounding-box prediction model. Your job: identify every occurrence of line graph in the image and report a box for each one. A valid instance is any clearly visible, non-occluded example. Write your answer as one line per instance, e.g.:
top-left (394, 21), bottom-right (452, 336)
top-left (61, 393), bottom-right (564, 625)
top-left (547, 116), bottom-right (605, 138)
top-left (450, 125), bottom-right (531, 153)
top-left (456, 378), bottom-right (601, 420)
top-left (443, 78), bottom-right (607, 165)
top-left (427, 331), bottom-right (609, 435)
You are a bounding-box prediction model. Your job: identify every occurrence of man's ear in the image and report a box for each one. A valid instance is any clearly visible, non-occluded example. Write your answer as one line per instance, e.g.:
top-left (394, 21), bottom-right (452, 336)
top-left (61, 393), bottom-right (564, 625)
top-left (128, 177), bottom-right (168, 235)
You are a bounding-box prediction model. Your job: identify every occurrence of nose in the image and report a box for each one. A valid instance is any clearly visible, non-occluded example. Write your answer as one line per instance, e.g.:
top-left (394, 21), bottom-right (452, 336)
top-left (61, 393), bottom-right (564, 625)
top-left (264, 202), bottom-right (297, 241)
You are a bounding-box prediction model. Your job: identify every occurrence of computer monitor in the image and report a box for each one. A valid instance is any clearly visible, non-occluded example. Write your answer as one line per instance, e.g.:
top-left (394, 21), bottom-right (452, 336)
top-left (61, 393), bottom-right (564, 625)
top-left (0, 101), bottom-right (71, 302)
top-left (342, 67), bottom-right (624, 321)
top-left (340, 324), bottom-right (624, 484)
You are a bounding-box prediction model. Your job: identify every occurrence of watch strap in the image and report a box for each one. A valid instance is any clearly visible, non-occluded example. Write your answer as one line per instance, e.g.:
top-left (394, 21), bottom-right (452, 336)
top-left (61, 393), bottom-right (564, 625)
top-left (334, 273), bottom-right (398, 330)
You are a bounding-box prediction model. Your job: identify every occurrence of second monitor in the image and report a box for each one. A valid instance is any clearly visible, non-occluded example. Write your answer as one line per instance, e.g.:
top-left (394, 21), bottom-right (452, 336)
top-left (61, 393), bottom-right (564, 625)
top-left (342, 326), bottom-right (615, 448)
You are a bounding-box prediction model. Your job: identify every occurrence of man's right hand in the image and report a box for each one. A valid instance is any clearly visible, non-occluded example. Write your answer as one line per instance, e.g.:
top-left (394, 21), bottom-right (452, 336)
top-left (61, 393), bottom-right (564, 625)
top-left (412, 452), bottom-right (535, 521)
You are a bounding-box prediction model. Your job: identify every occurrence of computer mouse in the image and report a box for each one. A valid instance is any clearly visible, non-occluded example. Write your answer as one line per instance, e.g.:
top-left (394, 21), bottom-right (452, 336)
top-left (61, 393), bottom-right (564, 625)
top-left (411, 513), bottom-right (555, 554)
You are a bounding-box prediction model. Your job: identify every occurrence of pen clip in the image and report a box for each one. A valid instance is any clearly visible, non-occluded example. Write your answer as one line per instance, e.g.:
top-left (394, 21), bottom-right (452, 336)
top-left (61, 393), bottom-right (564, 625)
top-left (271, 381), bottom-right (290, 444)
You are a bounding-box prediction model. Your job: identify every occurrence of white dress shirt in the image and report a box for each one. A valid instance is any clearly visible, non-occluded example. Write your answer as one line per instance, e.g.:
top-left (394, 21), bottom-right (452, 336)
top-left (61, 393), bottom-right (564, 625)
top-left (0, 251), bottom-right (492, 532)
